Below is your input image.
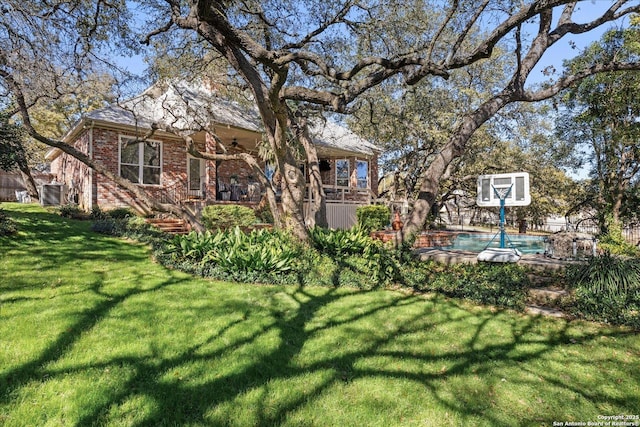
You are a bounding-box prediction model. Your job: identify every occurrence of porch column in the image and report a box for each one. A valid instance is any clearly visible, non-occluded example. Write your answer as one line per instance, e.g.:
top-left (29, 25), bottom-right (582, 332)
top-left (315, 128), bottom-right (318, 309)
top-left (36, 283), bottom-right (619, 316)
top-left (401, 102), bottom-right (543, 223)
top-left (205, 132), bottom-right (217, 202)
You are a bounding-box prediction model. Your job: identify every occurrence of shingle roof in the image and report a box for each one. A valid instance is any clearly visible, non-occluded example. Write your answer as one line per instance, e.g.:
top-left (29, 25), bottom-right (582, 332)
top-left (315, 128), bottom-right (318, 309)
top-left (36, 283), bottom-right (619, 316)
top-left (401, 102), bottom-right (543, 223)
top-left (58, 80), bottom-right (379, 157)
top-left (86, 81), bottom-right (263, 134)
top-left (308, 118), bottom-right (380, 157)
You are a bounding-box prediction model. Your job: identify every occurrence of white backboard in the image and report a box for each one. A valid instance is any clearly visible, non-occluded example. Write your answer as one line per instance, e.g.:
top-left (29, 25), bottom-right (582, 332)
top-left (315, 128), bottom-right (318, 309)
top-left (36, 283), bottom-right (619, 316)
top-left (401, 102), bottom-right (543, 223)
top-left (477, 172), bottom-right (531, 207)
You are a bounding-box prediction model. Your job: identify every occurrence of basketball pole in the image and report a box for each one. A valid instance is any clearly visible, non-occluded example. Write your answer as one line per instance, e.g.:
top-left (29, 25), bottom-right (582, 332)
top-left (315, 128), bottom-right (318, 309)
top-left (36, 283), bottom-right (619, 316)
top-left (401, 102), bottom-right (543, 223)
top-left (494, 184), bottom-right (513, 249)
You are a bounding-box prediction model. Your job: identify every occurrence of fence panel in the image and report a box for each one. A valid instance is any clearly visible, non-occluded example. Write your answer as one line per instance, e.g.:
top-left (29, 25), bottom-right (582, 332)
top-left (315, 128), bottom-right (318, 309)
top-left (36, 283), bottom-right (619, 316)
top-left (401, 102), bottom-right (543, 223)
top-left (304, 202), bottom-right (360, 230)
top-left (0, 172), bottom-right (55, 202)
top-left (326, 203), bottom-right (358, 229)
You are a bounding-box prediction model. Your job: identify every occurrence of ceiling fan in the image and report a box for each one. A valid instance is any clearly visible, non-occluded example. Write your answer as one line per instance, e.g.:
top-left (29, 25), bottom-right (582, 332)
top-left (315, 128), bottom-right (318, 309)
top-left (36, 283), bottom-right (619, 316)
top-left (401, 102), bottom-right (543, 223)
top-left (231, 137), bottom-right (247, 151)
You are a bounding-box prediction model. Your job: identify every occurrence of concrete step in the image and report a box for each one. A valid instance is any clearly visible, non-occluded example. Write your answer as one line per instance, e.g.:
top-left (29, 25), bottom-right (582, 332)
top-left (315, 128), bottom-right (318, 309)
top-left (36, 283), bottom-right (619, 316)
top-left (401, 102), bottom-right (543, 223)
top-left (527, 287), bottom-right (570, 305)
top-left (525, 305), bottom-right (566, 318)
top-left (525, 286), bottom-right (571, 318)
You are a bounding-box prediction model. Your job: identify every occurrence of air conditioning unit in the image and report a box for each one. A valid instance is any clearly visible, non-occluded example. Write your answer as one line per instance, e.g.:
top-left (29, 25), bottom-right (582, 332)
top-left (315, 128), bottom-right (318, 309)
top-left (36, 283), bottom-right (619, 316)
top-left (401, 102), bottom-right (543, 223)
top-left (39, 183), bottom-right (64, 206)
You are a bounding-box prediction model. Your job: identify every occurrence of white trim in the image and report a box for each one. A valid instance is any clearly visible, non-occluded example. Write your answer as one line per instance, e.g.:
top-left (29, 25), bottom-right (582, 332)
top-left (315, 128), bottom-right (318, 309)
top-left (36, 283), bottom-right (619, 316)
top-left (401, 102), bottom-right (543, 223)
top-left (118, 135), bottom-right (163, 186)
top-left (187, 154), bottom-right (206, 192)
top-left (355, 158), bottom-right (369, 189)
top-left (335, 158), bottom-right (350, 188)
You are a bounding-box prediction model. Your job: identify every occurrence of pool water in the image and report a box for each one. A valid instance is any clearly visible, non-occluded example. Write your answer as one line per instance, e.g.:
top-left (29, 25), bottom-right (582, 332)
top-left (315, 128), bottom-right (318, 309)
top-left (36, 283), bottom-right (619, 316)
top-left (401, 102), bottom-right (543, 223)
top-left (440, 233), bottom-right (547, 254)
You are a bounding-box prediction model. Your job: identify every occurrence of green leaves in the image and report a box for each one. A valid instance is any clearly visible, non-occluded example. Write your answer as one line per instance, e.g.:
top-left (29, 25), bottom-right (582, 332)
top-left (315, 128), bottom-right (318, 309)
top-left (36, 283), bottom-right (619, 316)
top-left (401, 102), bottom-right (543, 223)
top-left (568, 253), bottom-right (640, 297)
top-left (309, 226), bottom-right (375, 256)
top-left (309, 226), bottom-right (403, 286)
top-left (356, 205), bottom-right (390, 233)
top-left (566, 253), bottom-right (640, 327)
top-left (165, 227), bottom-right (301, 274)
top-left (202, 227), bottom-right (299, 274)
top-left (201, 205), bottom-right (257, 231)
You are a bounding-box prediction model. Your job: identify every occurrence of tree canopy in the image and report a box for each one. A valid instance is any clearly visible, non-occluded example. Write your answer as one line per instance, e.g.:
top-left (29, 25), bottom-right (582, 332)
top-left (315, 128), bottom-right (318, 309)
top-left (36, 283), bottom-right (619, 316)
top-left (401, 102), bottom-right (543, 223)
top-left (0, 110), bottom-right (25, 172)
top-left (557, 27), bottom-right (640, 231)
top-left (4, 1), bottom-right (640, 238)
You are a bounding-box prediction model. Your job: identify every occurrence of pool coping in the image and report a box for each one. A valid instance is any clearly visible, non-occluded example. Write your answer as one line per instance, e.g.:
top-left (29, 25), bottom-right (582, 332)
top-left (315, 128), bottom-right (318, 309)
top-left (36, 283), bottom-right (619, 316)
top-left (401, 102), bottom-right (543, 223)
top-left (415, 248), bottom-right (580, 271)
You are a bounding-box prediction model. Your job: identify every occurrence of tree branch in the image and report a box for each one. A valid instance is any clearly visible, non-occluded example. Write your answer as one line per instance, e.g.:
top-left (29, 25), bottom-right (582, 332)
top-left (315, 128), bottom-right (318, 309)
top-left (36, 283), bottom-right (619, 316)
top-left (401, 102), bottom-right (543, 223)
top-left (522, 61), bottom-right (640, 102)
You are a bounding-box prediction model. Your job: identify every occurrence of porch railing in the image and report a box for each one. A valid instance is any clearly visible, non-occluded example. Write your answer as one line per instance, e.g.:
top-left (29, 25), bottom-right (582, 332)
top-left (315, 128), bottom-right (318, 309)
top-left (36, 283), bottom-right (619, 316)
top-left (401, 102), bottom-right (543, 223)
top-left (156, 181), bottom-right (205, 205)
top-left (305, 184), bottom-right (375, 204)
top-left (153, 181), bottom-right (374, 209)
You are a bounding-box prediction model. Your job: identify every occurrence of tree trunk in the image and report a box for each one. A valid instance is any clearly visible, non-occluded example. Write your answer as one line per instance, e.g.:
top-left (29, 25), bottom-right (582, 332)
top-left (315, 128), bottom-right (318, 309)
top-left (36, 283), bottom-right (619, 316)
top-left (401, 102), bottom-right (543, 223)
top-left (277, 153), bottom-right (309, 240)
top-left (291, 114), bottom-right (327, 228)
top-left (402, 95), bottom-right (511, 238)
top-left (17, 162), bottom-right (39, 199)
top-left (270, 113), bottom-right (309, 241)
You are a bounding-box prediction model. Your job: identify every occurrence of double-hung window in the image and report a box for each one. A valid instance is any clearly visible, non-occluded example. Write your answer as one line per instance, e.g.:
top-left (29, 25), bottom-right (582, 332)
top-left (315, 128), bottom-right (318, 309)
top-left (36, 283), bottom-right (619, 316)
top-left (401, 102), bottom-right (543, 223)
top-left (335, 159), bottom-right (350, 187)
top-left (119, 137), bottom-right (162, 185)
top-left (356, 160), bottom-right (369, 189)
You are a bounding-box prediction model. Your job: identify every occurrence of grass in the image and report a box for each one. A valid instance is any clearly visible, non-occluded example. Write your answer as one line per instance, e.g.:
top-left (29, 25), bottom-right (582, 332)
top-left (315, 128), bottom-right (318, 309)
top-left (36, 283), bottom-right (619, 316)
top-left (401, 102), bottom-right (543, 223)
top-left (1, 202), bottom-right (639, 426)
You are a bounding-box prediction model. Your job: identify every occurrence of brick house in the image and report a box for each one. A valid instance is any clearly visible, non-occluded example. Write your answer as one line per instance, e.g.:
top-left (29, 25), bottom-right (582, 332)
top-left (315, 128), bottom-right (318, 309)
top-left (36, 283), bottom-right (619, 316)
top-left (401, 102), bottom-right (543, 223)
top-left (47, 81), bottom-right (380, 228)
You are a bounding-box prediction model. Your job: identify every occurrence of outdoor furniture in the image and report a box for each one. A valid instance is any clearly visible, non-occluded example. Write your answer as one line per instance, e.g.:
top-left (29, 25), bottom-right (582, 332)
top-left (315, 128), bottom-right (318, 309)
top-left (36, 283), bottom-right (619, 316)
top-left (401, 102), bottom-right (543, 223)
top-left (247, 183), bottom-right (260, 202)
top-left (15, 190), bottom-right (31, 203)
top-left (230, 184), bottom-right (241, 201)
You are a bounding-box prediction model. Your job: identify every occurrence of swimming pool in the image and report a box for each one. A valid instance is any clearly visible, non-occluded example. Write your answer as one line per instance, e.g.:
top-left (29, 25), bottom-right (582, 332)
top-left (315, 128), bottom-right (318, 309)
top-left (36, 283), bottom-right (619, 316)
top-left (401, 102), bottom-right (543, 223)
top-left (439, 233), bottom-right (547, 254)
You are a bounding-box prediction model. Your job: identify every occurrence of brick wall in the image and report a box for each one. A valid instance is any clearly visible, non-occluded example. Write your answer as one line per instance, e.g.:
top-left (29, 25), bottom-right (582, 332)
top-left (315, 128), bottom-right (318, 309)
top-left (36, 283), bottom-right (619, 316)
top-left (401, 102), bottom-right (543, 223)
top-left (51, 130), bottom-right (93, 208)
top-left (52, 124), bottom-right (379, 211)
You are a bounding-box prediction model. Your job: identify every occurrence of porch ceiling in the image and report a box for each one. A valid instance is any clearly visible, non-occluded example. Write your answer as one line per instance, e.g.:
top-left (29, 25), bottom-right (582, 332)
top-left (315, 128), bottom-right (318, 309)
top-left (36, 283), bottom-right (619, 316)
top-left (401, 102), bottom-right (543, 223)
top-left (209, 126), bottom-right (262, 154)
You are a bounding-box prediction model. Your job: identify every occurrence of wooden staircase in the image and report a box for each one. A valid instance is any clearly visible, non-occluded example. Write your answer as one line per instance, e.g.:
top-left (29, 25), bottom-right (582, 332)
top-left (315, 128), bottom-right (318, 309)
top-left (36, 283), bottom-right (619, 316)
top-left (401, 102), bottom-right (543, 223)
top-left (146, 217), bottom-right (190, 235)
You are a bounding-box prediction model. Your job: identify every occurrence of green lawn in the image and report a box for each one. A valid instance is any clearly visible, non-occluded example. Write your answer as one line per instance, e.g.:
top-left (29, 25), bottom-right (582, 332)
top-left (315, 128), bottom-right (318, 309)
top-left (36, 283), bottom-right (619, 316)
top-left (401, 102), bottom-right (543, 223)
top-left (1, 203), bottom-right (639, 426)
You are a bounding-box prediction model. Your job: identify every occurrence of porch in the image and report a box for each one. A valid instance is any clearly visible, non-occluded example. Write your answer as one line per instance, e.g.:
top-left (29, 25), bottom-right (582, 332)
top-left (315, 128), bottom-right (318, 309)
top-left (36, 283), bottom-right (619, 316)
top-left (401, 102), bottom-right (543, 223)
top-left (153, 181), bottom-right (375, 230)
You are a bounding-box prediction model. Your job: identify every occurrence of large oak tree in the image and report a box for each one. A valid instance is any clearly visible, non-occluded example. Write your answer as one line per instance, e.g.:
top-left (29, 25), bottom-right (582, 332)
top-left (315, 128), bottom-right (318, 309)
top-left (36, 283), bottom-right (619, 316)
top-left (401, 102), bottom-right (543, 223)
top-left (4, 0), bottom-right (640, 240)
top-left (138, 0), bottom-right (640, 239)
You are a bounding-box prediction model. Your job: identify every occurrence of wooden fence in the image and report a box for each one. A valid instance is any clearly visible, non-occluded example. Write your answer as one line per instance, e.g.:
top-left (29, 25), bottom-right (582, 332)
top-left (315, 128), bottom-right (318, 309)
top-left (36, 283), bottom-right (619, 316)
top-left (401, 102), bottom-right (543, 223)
top-left (0, 172), bottom-right (54, 202)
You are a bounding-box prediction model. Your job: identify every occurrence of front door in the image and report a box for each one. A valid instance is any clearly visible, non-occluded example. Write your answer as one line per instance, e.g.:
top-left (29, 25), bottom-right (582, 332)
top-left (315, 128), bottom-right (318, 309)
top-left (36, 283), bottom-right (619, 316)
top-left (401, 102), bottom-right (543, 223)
top-left (187, 156), bottom-right (206, 198)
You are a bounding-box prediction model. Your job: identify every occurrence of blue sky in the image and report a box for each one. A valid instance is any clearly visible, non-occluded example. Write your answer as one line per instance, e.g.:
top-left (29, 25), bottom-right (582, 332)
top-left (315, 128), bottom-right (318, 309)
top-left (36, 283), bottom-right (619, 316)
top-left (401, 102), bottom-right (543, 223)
top-left (117, 2), bottom-right (628, 86)
top-left (530, 2), bottom-right (631, 84)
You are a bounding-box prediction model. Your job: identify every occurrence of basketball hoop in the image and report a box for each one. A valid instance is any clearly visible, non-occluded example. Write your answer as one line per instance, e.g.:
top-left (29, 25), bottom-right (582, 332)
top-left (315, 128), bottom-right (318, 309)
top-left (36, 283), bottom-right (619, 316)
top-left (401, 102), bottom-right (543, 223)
top-left (477, 172), bottom-right (531, 208)
top-left (476, 172), bottom-right (531, 263)
top-left (493, 186), bottom-right (512, 201)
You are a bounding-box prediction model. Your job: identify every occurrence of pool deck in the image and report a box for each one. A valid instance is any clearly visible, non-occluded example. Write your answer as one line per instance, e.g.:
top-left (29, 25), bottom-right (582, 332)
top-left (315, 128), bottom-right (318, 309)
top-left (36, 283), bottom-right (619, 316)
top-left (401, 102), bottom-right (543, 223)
top-left (415, 248), bottom-right (580, 271)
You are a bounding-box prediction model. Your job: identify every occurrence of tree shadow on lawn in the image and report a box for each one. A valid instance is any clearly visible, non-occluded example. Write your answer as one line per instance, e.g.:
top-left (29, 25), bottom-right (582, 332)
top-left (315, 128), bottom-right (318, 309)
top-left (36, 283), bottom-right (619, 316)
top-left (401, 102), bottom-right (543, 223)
top-left (1, 206), bottom-right (160, 293)
top-left (1, 207), bottom-right (639, 426)
top-left (7, 287), bottom-right (640, 426)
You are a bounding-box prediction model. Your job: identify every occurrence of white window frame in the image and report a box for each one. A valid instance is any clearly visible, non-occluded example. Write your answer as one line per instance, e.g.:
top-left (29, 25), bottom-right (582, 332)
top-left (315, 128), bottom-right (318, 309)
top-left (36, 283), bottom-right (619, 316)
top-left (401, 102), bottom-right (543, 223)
top-left (335, 158), bottom-right (350, 187)
top-left (355, 159), bottom-right (369, 189)
top-left (187, 154), bottom-right (206, 192)
top-left (118, 136), bottom-right (162, 186)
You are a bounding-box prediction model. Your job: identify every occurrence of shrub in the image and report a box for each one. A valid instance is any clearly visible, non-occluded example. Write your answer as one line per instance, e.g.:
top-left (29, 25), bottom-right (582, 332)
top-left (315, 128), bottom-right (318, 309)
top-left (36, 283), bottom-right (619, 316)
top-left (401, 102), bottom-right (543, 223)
top-left (309, 226), bottom-right (375, 256)
top-left (155, 225), bottom-right (529, 308)
top-left (201, 205), bottom-right (256, 231)
top-left (90, 206), bottom-right (109, 220)
top-left (202, 227), bottom-right (301, 274)
top-left (90, 212), bottom-right (164, 243)
top-left (309, 226), bottom-right (405, 286)
top-left (565, 254), bottom-right (640, 327)
top-left (253, 202), bottom-right (274, 224)
top-left (0, 208), bottom-right (17, 236)
top-left (411, 262), bottom-right (531, 310)
top-left (162, 227), bottom-right (304, 280)
top-left (106, 207), bottom-right (136, 219)
top-left (58, 204), bottom-right (88, 219)
top-left (597, 214), bottom-right (639, 256)
top-left (164, 230), bottom-right (221, 261)
top-left (91, 217), bottom-right (124, 235)
top-left (356, 205), bottom-right (390, 232)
